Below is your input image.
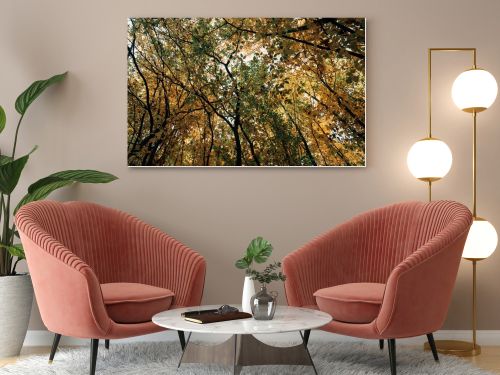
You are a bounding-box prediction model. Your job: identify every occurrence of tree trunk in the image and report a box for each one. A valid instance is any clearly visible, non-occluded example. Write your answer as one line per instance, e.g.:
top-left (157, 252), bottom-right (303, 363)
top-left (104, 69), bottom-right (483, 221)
top-left (240, 125), bottom-right (260, 166)
top-left (205, 111), bottom-right (215, 166)
top-left (232, 125), bottom-right (243, 166)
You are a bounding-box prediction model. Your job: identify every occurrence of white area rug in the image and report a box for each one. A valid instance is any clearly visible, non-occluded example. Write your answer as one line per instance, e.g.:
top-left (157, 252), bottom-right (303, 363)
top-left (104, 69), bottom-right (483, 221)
top-left (0, 341), bottom-right (494, 374)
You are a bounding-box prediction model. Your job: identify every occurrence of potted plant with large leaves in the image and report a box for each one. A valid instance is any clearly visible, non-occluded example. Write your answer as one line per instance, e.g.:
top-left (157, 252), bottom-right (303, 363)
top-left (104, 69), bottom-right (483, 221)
top-left (0, 72), bottom-right (117, 358)
top-left (235, 237), bottom-right (274, 313)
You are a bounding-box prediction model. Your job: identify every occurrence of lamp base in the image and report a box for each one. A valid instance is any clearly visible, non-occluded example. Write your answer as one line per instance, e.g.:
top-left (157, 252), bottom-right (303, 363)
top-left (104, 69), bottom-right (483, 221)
top-left (423, 340), bottom-right (481, 357)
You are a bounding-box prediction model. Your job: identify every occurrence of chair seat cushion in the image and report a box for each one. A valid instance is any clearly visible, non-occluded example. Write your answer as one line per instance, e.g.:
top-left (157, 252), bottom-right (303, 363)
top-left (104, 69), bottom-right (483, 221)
top-left (313, 283), bottom-right (385, 324)
top-left (101, 283), bottom-right (174, 324)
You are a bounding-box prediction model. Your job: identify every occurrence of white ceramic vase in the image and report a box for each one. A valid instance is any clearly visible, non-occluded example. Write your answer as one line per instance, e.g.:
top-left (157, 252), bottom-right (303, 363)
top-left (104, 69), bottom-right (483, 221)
top-left (241, 275), bottom-right (255, 313)
top-left (0, 274), bottom-right (34, 358)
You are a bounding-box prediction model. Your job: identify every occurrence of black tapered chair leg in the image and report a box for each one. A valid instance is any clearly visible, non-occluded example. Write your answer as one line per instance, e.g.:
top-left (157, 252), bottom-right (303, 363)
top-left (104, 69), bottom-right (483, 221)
top-left (48, 333), bottom-right (62, 363)
top-left (105, 339), bottom-right (110, 350)
top-left (379, 339), bottom-right (384, 350)
top-left (177, 330), bottom-right (186, 350)
top-left (90, 339), bottom-right (99, 375)
top-left (388, 339), bottom-right (396, 375)
top-left (426, 333), bottom-right (439, 362)
top-left (303, 329), bottom-right (311, 347)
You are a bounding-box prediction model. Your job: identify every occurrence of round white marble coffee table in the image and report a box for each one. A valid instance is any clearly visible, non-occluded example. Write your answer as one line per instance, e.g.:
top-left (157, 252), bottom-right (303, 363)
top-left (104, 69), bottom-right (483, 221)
top-left (153, 305), bottom-right (332, 374)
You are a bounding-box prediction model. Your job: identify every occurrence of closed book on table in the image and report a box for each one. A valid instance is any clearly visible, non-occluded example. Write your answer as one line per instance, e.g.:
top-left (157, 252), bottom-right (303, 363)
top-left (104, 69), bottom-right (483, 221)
top-left (183, 311), bottom-right (252, 324)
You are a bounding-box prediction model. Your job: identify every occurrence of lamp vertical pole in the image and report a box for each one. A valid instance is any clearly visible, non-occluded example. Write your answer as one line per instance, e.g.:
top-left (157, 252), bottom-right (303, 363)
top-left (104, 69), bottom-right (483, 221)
top-left (428, 49), bottom-right (432, 139)
top-left (465, 51), bottom-right (481, 357)
top-left (461, 49), bottom-right (482, 356)
top-left (472, 259), bottom-right (478, 349)
top-left (472, 111), bottom-right (477, 218)
top-left (470, 110), bottom-right (478, 350)
top-left (427, 49), bottom-right (433, 202)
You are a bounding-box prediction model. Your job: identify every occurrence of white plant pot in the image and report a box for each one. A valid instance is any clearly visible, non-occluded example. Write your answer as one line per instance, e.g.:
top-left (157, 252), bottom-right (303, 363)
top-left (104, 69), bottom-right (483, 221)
top-left (241, 276), bottom-right (255, 313)
top-left (0, 274), bottom-right (33, 358)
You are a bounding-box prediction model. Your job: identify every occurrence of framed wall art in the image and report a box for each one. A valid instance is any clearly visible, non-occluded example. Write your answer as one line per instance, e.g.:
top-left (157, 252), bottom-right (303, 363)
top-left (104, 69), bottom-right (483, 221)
top-left (128, 18), bottom-right (365, 167)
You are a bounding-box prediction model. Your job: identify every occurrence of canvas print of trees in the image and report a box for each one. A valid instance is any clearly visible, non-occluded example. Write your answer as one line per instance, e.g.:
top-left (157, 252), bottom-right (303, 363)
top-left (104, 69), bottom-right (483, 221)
top-left (128, 18), bottom-right (365, 167)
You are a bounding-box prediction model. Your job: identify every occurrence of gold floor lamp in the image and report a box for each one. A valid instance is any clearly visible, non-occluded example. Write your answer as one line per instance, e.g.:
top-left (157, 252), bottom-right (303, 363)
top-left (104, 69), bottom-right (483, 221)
top-left (407, 48), bottom-right (498, 356)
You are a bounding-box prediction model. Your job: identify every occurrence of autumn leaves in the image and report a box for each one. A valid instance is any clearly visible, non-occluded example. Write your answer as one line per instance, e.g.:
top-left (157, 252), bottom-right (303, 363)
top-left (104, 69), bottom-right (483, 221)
top-left (127, 18), bottom-right (365, 166)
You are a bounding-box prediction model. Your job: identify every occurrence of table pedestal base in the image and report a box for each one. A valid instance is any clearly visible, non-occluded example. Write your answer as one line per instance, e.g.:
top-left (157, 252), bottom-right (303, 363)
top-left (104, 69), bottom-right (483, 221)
top-left (178, 332), bottom-right (317, 374)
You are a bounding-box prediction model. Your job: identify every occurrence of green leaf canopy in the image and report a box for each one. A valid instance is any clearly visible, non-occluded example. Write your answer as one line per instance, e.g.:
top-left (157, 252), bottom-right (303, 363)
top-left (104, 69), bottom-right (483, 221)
top-left (15, 72), bottom-right (68, 115)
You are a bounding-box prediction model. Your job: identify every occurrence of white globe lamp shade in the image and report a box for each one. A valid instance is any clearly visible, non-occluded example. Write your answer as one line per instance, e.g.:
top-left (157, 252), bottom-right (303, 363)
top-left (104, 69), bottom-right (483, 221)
top-left (462, 218), bottom-right (498, 259)
top-left (452, 69), bottom-right (498, 113)
top-left (407, 138), bottom-right (453, 181)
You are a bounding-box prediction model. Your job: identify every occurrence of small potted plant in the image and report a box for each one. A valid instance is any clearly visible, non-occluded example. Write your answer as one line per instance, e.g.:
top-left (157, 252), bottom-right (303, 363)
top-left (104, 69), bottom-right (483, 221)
top-left (235, 237), bottom-right (286, 319)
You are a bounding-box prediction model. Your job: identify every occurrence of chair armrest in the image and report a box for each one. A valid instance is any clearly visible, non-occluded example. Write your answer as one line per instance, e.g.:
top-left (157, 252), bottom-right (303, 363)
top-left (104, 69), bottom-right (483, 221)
top-left (375, 227), bottom-right (470, 338)
top-left (283, 219), bottom-right (358, 307)
top-left (18, 230), bottom-right (111, 339)
top-left (125, 219), bottom-right (206, 307)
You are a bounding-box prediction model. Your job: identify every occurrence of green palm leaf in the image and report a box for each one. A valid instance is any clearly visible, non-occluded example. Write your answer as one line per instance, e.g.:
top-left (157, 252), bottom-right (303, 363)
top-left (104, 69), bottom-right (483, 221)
top-left (15, 169), bottom-right (117, 213)
top-left (28, 170), bottom-right (117, 194)
top-left (0, 155), bottom-right (13, 166)
top-left (1, 244), bottom-right (25, 259)
top-left (0, 105), bottom-right (5, 134)
top-left (245, 237), bottom-right (273, 264)
top-left (46, 169), bottom-right (117, 184)
top-left (15, 72), bottom-right (67, 115)
top-left (0, 147), bottom-right (37, 194)
top-left (16, 180), bottom-right (74, 212)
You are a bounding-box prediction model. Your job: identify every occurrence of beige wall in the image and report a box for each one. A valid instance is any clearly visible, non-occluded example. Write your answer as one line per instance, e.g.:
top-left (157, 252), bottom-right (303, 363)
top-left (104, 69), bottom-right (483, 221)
top-left (1, 0), bottom-right (500, 331)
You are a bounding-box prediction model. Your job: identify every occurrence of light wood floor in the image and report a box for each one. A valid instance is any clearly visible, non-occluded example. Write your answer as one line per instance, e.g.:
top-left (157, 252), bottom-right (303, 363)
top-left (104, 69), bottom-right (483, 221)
top-left (464, 346), bottom-right (500, 373)
top-left (2, 345), bottom-right (500, 372)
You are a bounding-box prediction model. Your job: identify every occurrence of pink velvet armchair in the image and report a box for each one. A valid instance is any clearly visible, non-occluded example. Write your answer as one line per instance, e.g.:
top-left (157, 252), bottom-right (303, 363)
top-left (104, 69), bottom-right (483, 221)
top-left (283, 200), bottom-right (472, 375)
top-left (16, 200), bottom-right (206, 375)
